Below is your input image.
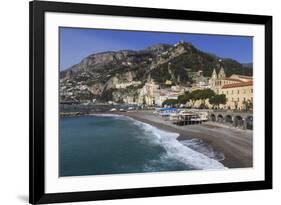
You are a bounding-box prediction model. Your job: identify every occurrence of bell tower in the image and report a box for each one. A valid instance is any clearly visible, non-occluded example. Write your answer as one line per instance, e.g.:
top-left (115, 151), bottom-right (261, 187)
top-left (209, 68), bottom-right (217, 88)
top-left (217, 59), bottom-right (225, 79)
top-left (211, 68), bottom-right (217, 80)
top-left (218, 67), bottom-right (226, 79)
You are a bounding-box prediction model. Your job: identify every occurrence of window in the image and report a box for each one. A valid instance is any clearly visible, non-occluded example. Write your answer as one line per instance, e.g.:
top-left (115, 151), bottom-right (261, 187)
top-left (251, 89), bottom-right (253, 93)
top-left (232, 90), bottom-right (234, 94)
top-left (237, 90), bottom-right (239, 94)
top-left (237, 97), bottom-right (239, 102)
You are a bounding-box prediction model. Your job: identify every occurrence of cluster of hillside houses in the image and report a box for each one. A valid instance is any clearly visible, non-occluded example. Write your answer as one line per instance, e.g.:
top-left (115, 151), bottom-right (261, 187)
top-left (60, 64), bottom-right (253, 111)
top-left (121, 66), bottom-right (253, 110)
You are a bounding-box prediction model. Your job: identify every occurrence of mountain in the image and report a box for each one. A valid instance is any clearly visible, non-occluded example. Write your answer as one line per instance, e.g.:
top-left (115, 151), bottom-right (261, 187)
top-left (242, 63), bottom-right (253, 69)
top-left (60, 41), bottom-right (253, 102)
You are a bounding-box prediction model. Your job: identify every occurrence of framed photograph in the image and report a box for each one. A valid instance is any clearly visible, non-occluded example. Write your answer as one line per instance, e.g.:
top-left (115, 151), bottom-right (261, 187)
top-left (29, 1), bottom-right (272, 204)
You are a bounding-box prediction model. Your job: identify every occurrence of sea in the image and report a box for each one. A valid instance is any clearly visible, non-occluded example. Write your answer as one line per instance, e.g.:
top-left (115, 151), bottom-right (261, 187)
top-left (59, 114), bottom-right (226, 177)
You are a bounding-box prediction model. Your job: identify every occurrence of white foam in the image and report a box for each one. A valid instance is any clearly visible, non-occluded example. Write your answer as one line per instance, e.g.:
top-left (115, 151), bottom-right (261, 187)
top-left (181, 139), bottom-right (225, 161)
top-left (132, 120), bottom-right (227, 170)
top-left (90, 114), bottom-right (226, 170)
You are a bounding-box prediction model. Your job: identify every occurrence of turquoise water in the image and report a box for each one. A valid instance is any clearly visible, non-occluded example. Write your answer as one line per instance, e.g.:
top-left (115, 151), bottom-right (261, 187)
top-left (59, 114), bottom-right (225, 177)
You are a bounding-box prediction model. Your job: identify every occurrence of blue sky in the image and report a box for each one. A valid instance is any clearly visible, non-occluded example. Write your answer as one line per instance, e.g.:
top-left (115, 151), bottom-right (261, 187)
top-left (60, 27), bottom-right (253, 70)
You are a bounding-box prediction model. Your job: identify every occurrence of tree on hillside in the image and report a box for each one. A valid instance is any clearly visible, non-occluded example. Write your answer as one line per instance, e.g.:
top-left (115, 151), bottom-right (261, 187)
top-left (209, 94), bottom-right (227, 109)
top-left (99, 88), bottom-right (116, 102)
top-left (162, 99), bottom-right (178, 107)
top-left (178, 95), bottom-right (186, 104)
top-left (183, 89), bottom-right (215, 108)
top-left (196, 89), bottom-right (216, 107)
top-left (242, 99), bottom-right (253, 111)
top-left (178, 92), bottom-right (192, 104)
top-left (143, 97), bottom-right (146, 105)
top-left (189, 89), bottom-right (201, 107)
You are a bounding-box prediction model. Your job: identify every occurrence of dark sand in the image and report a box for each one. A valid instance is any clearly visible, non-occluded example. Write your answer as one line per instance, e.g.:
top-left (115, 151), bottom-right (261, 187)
top-left (119, 110), bottom-right (253, 169)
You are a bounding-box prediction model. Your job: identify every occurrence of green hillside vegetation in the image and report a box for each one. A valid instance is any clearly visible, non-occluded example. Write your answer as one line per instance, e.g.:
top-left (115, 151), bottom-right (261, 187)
top-left (60, 41), bottom-right (252, 102)
top-left (163, 89), bottom-right (227, 108)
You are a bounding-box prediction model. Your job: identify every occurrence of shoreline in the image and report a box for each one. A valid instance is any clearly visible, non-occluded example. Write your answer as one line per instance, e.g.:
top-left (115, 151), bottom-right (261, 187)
top-left (62, 110), bottom-right (253, 169)
top-left (118, 111), bottom-right (253, 169)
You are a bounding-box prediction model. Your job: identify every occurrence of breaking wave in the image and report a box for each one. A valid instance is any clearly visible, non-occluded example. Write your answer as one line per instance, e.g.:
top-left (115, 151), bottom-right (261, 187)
top-left (132, 120), bottom-right (227, 170)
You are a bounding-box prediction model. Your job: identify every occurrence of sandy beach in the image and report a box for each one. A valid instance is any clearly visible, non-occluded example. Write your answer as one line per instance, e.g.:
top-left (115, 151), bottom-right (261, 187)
top-left (118, 110), bottom-right (253, 168)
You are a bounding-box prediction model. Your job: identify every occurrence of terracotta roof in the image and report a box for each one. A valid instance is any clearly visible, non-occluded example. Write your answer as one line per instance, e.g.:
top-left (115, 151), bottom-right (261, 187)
top-left (236, 75), bottom-right (253, 79)
top-left (221, 81), bottom-right (253, 89)
top-left (222, 77), bottom-right (243, 82)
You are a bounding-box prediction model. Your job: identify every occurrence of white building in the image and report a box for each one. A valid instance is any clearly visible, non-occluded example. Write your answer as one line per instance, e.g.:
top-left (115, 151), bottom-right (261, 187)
top-left (137, 79), bottom-right (160, 106)
top-left (115, 81), bottom-right (142, 89)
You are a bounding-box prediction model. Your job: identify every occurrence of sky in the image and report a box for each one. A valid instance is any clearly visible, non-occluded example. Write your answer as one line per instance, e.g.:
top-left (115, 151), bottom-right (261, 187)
top-left (59, 27), bottom-right (253, 71)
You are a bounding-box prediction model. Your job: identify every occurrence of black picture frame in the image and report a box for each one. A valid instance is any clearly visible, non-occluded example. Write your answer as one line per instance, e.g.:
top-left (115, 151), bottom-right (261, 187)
top-left (29, 1), bottom-right (272, 204)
